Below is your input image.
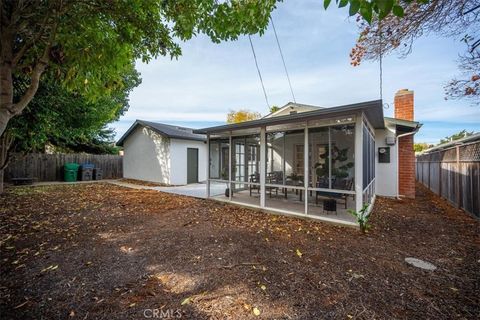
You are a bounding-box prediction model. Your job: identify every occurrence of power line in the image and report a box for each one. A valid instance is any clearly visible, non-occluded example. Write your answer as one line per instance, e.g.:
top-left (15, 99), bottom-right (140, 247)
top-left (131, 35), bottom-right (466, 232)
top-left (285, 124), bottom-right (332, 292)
top-left (270, 17), bottom-right (296, 103)
top-left (248, 35), bottom-right (270, 109)
top-left (379, 22), bottom-right (383, 101)
top-left (379, 22), bottom-right (387, 109)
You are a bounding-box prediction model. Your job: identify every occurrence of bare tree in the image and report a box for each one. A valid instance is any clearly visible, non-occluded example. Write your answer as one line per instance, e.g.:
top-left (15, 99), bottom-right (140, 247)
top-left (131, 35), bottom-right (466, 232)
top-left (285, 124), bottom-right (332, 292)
top-left (350, 0), bottom-right (480, 105)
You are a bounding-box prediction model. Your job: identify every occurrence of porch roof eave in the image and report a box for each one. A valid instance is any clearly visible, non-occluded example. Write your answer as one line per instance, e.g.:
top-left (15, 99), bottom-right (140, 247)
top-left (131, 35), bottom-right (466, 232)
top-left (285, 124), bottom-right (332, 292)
top-left (194, 99), bottom-right (384, 134)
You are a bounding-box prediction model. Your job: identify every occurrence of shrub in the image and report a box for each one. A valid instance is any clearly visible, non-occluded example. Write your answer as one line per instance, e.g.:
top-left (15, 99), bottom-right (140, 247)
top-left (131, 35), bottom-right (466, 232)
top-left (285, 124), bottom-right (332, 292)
top-left (348, 204), bottom-right (370, 233)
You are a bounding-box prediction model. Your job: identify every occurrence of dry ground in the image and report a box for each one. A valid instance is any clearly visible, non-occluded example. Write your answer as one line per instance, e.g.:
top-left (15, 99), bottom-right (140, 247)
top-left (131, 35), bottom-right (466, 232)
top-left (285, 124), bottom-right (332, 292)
top-left (0, 183), bottom-right (478, 319)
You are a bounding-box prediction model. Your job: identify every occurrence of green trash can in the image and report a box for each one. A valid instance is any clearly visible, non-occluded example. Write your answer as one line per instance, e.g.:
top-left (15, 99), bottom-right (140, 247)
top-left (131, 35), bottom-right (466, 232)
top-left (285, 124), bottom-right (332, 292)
top-left (64, 163), bottom-right (79, 182)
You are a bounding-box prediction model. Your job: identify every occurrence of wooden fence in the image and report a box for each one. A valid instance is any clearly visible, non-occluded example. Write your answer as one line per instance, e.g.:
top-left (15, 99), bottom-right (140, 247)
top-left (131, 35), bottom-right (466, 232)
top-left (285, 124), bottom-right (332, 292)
top-left (416, 141), bottom-right (480, 218)
top-left (4, 153), bottom-right (123, 182)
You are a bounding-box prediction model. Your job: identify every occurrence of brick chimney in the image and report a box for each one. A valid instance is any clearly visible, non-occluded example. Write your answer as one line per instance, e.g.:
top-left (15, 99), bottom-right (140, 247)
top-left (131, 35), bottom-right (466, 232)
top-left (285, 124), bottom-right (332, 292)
top-left (395, 89), bottom-right (415, 198)
top-left (394, 89), bottom-right (414, 120)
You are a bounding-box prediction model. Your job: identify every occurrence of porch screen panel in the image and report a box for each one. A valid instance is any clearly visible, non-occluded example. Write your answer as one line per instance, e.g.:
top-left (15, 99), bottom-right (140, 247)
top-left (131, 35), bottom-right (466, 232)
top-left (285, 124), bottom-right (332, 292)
top-left (209, 138), bottom-right (229, 180)
top-left (232, 135), bottom-right (260, 183)
top-left (266, 129), bottom-right (308, 185)
top-left (230, 134), bottom-right (261, 206)
top-left (264, 129), bottom-right (305, 215)
top-left (362, 123), bottom-right (375, 190)
top-left (307, 124), bottom-right (356, 219)
top-left (308, 127), bottom-right (329, 188)
top-left (309, 126), bottom-right (354, 191)
top-left (330, 125), bottom-right (355, 191)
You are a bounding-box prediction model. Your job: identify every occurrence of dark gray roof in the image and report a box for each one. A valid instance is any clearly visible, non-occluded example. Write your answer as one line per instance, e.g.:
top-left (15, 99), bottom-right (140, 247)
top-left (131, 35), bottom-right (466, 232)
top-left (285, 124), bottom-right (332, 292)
top-left (194, 100), bottom-right (385, 134)
top-left (116, 120), bottom-right (206, 146)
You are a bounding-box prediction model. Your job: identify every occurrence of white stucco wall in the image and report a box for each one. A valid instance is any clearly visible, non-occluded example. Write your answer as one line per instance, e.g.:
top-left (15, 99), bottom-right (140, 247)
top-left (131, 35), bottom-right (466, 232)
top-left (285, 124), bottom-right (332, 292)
top-left (375, 125), bottom-right (398, 197)
top-left (169, 138), bottom-right (207, 185)
top-left (123, 127), bottom-right (171, 184)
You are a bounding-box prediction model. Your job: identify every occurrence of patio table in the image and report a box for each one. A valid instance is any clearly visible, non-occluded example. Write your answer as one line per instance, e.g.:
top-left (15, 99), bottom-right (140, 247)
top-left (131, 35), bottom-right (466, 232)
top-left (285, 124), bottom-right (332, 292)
top-left (285, 180), bottom-right (304, 201)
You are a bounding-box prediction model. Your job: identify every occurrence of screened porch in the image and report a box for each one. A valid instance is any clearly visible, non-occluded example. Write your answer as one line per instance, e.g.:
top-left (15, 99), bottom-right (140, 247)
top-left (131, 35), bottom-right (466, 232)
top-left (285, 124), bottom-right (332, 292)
top-left (199, 101), bottom-right (381, 227)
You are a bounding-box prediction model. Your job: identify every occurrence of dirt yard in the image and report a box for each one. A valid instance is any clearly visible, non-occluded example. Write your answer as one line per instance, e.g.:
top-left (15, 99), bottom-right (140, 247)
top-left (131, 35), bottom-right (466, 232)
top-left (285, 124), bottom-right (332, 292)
top-left (0, 183), bottom-right (478, 319)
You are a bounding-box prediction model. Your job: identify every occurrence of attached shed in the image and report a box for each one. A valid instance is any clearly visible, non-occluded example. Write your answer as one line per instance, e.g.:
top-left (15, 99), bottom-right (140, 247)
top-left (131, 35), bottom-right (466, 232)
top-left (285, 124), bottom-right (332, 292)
top-left (117, 120), bottom-right (207, 185)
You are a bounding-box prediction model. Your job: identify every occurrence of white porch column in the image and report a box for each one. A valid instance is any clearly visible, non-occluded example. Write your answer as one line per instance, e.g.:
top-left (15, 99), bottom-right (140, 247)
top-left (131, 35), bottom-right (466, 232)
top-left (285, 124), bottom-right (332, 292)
top-left (304, 124), bottom-right (309, 215)
top-left (228, 134), bottom-right (232, 201)
top-left (206, 134), bottom-right (210, 198)
top-left (354, 113), bottom-right (364, 212)
top-left (260, 126), bottom-right (266, 208)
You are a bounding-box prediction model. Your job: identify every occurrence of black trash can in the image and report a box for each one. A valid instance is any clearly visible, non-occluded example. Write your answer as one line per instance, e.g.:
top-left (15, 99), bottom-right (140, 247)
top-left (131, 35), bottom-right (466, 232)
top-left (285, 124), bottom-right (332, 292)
top-left (79, 163), bottom-right (94, 181)
top-left (323, 198), bottom-right (337, 214)
top-left (93, 168), bottom-right (103, 180)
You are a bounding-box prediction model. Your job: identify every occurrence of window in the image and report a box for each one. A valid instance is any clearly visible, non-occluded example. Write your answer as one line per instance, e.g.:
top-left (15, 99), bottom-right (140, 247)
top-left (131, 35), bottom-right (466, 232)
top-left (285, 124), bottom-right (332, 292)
top-left (294, 144), bottom-right (304, 176)
top-left (247, 144), bottom-right (258, 177)
top-left (231, 135), bottom-right (260, 183)
top-left (234, 141), bottom-right (245, 182)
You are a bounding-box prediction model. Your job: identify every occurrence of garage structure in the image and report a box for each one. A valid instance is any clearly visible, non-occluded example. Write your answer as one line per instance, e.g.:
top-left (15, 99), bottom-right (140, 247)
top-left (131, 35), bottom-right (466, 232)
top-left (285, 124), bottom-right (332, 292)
top-left (117, 120), bottom-right (207, 185)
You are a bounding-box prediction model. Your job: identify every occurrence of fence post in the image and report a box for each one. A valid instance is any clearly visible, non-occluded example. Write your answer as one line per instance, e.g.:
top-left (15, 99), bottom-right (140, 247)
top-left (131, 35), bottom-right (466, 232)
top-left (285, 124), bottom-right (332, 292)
top-left (455, 146), bottom-right (461, 209)
top-left (428, 160), bottom-right (431, 189)
top-left (439, 158), bottom-right (442, 197)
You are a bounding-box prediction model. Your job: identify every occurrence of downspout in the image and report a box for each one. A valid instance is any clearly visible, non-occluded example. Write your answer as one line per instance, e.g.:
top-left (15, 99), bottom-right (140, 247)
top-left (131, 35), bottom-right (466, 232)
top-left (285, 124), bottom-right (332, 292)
top-left (396, 126), bottom-right (421, 199)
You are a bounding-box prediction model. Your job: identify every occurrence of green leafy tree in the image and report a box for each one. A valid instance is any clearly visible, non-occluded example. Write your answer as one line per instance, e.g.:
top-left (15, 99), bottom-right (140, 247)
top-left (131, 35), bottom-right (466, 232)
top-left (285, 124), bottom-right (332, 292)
top-left (269, 105), bottom-right (280, 113)
top-left (323, 0), bottom-right (430, 23)
top-left (0, 0), bottom-right (277, 137)
top-left (414, 142), bottom-right (432, 153)
top-left (439, 130), bottom-right (475, 145)
top-left (0, 0), bottom-right (277, 192)
top-left (8, 64), bottom-right (140, 155)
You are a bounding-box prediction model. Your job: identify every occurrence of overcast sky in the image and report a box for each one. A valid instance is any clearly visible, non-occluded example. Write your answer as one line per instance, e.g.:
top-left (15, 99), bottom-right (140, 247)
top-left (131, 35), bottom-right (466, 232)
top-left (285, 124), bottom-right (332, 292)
top-left (111, 1), bottom-right (479, 144)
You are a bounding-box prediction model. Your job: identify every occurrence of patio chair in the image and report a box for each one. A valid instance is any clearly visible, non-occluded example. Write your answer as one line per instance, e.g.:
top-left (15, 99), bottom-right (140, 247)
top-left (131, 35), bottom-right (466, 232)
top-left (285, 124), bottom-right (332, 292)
top-left (315, 177), bottom-right (353, 209)
top-left (249, 173), bottom-right (260, 196)
top-left (266, 171), bottom-right (282, 197)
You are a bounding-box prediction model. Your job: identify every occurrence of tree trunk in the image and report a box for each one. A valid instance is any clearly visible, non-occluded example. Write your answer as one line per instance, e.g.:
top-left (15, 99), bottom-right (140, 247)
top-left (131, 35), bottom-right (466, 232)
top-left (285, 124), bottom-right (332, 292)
top-left (0, 29), bottom-right (14, 138)
top-left (0, 28), bottom-right (50, 137)
top-left (0, 132), bottom-right (13, 194)
top-left (0, 168), bottom-right (4, 194)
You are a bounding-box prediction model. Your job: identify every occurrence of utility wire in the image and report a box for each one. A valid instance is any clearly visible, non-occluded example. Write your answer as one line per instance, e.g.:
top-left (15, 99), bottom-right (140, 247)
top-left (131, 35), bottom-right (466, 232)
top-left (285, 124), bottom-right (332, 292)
top-left (248, 35), bottom-right (270, 109)
top-left (379, 22), bottom-right (387, 109)
top-left (379, 23), bottom-right (383, 101)
top-left (270, 17), bottom-right (296, 103)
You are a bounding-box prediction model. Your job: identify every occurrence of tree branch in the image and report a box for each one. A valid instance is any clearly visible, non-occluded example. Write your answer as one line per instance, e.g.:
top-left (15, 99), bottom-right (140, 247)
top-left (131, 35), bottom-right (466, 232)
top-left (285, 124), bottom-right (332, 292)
top-left (463, 4), bottom-right (480, 15)
top-left (0, 131), bottom-right (14, 170)
top-left (11, 0), bottom-right (57, 68)
top-left (9, 45), bottom-right (52, 116)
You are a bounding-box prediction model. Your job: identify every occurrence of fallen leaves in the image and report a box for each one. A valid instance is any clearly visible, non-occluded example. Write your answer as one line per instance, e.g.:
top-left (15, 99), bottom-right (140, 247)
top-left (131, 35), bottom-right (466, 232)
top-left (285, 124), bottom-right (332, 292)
top-left (41, 264), bottom-right (59, 273)
top-left (0, 182), bottom-right (478, 319)
top-left (13, 301), bottom-right (29, 309)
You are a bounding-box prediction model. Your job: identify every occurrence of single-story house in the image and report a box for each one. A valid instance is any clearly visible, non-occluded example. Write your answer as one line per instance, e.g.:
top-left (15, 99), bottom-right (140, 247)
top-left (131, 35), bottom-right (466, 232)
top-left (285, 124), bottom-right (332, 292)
top-left (117, 120), bottom-right (207, 185)
top-left (194, 89), bottom-right (421, 226)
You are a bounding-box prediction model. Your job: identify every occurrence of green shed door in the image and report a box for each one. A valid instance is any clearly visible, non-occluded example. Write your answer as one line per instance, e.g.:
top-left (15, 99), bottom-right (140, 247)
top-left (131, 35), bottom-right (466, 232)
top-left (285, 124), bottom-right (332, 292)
top-left (187, 148), bottom-right (199, 184)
